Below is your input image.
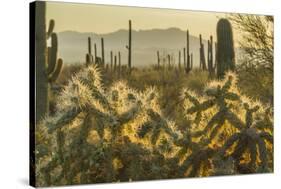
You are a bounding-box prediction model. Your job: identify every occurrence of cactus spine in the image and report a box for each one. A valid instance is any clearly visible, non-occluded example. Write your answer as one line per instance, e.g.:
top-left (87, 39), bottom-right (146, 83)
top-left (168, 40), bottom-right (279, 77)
top-left (35, 2), bottom-right (63, 122)
top-left (127, 20), bottom-right (132, 73)
top-left (207, 35), bottom-right (215, 77)
top-left (199, 34), bottom-right (207, 70)
top-left (86, 37), bottom-right (93, 66)
top-left (216, 18), bottom-right (235, 79)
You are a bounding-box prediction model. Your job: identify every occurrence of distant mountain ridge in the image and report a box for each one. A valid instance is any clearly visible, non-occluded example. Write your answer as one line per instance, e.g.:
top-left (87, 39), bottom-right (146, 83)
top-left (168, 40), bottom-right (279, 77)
top-left (57, 28), bottom-right (210, 67)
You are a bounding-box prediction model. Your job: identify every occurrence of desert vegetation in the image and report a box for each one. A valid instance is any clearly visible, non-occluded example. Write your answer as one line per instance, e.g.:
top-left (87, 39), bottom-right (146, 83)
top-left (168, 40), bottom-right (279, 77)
top-left (33, 2), bottom-right (273, 187)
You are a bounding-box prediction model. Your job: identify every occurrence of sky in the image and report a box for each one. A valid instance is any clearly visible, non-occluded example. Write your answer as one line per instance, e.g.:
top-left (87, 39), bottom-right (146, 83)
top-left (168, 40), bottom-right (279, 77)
top-left (46, 1), bottom-right (229, 40)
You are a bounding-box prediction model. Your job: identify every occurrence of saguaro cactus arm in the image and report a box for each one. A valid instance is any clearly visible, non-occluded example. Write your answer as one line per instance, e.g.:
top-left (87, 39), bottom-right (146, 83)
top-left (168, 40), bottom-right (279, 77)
top-left (46, 19), bottom-right (54, 39)
top-left (48, 59), bottom-right (63, 82)
top-left (47, 33), bottom-right (58, 74)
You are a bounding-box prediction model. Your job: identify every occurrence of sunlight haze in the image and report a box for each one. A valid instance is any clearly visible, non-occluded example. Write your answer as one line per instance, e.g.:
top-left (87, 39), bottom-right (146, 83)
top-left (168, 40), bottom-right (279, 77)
top-left (47, 1), bottom-right (227, 39)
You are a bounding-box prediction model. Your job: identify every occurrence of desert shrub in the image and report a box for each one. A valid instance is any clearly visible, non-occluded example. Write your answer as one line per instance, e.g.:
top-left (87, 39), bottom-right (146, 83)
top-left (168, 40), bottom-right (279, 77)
top-left (237, 65), bottom-right (273, 104)
top-left (183, 69), bottom-right (209, 94)
top-left (229, 15), bottom-right (273, 104)
top-left (56, 63), bottom-right (84, 85)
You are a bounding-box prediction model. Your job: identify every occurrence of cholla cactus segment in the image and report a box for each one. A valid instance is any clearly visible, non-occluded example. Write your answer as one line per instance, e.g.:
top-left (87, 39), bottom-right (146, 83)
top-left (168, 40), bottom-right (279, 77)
top-left (75, 64), bottom-right (103, 90)
top-left (136, 87), bottom-right (180, 145)
top-left (220, 126), bottom-right (272, 172)
top-left (181, 89), bottom-right (215, 125)
top-left (180, 147), bottom-right (215, 177)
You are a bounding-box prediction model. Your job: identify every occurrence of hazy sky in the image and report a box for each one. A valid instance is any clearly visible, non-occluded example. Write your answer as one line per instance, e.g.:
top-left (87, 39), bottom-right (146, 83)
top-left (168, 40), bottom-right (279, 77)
top-left (46, 1), bottom-right (229, 39)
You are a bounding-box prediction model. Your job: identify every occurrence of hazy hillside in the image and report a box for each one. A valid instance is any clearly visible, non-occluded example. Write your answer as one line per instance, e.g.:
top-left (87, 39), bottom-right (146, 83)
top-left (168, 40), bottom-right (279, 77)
top-left (57, 28), bottom-right (210, 67)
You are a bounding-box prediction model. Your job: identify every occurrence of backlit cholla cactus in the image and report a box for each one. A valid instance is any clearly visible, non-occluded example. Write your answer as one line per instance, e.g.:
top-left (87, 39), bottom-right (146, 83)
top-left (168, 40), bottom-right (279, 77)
top-left (35, 65), bottom-right (273, 186)
top-left (35, 65), bottom-right (180, 186)
top-left (183, 72), bottom-right (242, 143)
top-left (219, 101), bottom-right (273, 173)
top-left (180, 72), bottom-right (273, 176)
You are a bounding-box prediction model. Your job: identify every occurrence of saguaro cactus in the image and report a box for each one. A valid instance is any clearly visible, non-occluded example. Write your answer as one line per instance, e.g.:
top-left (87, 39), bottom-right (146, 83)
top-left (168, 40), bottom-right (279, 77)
top-left (118, 52), bottom-right (121, 76)
top-left (101, 37), bottom-right (105, 66)
top-left (114, 55), bottom-right (117, 72)
top-left (185, 54), bottom-right (192, 74)
top-left (207, 35), bottom-right (215, 77)
top-left (199, 34), bottom-right (207, 70)
top-left (186, 29), bottom-right (191, 71)
top-left (183, 30), bottom-right (192, 74)
top-left (110, 51), bottom-right (113, 70)
top-left (35, 2), bottom-right (63, 122)
top-left (157, 51), bottom-right (160, 69)
top-left (126, 20), bottom-right (132, 73)
top-left (216, 18), bottom-right (235, 79)
top-left (178, 51), bottom-right (181, 70)
top-left (86, 37), bottom-right (93, 66)
top-left (167, 54), bottom-right (171, 69)
top-left (94, 43), bottom-right (97, 63)
top-left (190, 53), bottom-right (193, 70)
top-left (183, 48), bottom-right (186, 69)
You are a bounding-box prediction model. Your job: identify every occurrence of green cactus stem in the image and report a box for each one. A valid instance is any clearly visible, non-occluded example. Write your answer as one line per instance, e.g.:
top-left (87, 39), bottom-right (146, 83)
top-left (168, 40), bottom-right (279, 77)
top-left (114, 55), bottom-right (117, 72)
top-left (186, 29), bottom-right (190, 70)
top-left (216, 18), bottom-right (235, 79)
top-left (35, 1), bottom-right (63, 122)
top-left (127, 20), bottom-right (132, 73)
top-left (183, 48), bottom-right (186, 69)
top-left (46, 19), bottom-right (54, 39)
top-left (199, 34), bottom-right (207, 70)
top-left (207, 35), bottom-right (215, 77)
top-left (118, 52), bottom-right (121, 76)
top-left (48, 59), bottom-right (63, 82)
top-left (86, 37), bottom-right (93, 66)
top-left (168, 54), bottom-right (172, 69)
top-left (94, 43), bottom-right (97, 63)
top-left (157, 51), bottom-right (160, 69)
top-left (101, 37), bottom-right (105, 66)
top-left (190, 53), bottom-right (193, 69)
top-left (178, 50), bottom-right (181, 70)
top-left (110, 51), bottom-right (113, 70)
top-left (46, 33), bottom-right (58, 74)
top-left (35, 1), bottom-right (48, 123)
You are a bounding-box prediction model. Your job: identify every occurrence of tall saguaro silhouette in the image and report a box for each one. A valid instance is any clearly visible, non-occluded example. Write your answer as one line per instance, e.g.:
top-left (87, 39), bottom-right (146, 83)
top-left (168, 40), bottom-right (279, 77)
top-left (127, 20), bottom-right (132, 73)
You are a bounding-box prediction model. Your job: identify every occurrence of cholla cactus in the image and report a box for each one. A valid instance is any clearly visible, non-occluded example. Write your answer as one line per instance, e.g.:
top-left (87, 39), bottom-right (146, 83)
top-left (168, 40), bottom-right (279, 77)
top-left (182, 73), bottom-right (242, 141)
top-left (35, 65), bottom-right (180, 186)
top-left (35, 65), bottom-right (273, 186)
top-left (136, 88), bottom-right (180, 145)
top-left (180, 72), bottom-right (273, 176)
top-left (219, 102), bottom-right (273, 173)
